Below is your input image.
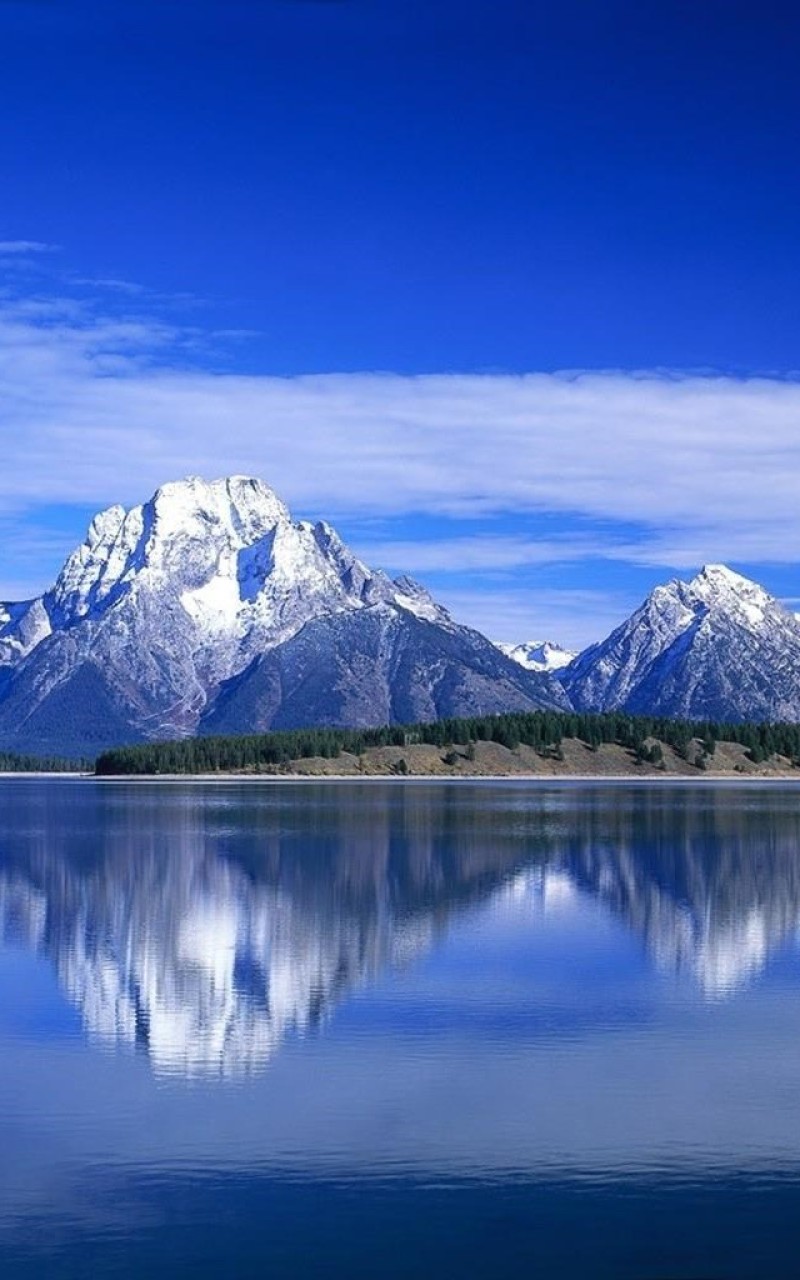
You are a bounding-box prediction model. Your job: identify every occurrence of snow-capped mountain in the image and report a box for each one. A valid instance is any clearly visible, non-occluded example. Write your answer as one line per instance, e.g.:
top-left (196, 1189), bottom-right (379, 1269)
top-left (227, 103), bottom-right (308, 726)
top-left (561, 563), bottom-right (800, 721)
top-left (0, 476), bottom-right (565, 755)
top-left (496, 639), bottom-right (577, 673)
top-left (4, 480), bottom-right (798, 756)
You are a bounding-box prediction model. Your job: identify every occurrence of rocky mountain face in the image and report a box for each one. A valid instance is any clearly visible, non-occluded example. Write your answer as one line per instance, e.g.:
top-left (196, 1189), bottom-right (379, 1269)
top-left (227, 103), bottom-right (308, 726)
top-left (2, 476), bottom-right (797, 756)
top-left (201, 605), bottom-right (561, 735)
top-left (496, 639), bottom-right (577, 673)
top-left (0, 477), bottom-right (565, 755)
top-left (561, 564), bottom-right (800, 722)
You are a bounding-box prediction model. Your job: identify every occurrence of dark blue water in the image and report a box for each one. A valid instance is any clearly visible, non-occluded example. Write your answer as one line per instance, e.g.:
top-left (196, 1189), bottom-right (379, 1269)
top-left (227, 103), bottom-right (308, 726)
top-left (2, 779), bottom-right (800, 1277)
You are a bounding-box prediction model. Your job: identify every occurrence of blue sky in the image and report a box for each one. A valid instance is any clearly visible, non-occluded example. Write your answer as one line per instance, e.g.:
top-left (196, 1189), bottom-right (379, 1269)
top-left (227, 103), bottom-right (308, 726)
top-left (2, 0), bottom-right (800, 647)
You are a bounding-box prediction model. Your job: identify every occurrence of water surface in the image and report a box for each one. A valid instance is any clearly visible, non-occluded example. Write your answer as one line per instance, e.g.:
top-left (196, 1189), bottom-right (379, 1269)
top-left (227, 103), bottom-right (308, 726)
top-left (2, 779), bottom-right (800, 1277)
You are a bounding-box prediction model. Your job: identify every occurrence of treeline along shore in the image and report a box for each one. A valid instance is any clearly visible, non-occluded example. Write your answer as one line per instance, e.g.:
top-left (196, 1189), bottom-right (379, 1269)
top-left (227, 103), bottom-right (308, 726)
top-left (0, 751), bottom-right (90, 774)
top-left (93, 712), bottom-right (800, 778)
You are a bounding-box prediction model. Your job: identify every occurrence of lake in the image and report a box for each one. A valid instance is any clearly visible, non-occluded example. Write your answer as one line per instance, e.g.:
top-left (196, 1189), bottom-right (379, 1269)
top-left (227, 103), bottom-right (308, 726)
top-left (2, 778), bottom-right (800, 1277)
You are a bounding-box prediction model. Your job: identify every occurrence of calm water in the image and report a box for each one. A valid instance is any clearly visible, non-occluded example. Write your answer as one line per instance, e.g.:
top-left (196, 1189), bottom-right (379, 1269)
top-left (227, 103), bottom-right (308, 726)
top-left (2, 780), bottom-right (800, 1277)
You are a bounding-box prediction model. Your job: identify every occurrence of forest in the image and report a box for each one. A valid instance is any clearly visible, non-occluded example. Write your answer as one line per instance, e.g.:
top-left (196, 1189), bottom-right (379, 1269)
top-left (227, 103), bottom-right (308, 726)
top-left (0, 751), bottom-right (89, 773)
top-left (93, 710), bottom-right (800, 775)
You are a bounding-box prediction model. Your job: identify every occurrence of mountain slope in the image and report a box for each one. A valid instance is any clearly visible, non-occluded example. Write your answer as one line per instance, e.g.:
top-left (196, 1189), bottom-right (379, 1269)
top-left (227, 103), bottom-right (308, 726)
top-left (562, 564), bottom-right (800, 721)
top-left (0, 476), bottom-right (564, 754)
top-left (202, 605), bottom-right (566, 736)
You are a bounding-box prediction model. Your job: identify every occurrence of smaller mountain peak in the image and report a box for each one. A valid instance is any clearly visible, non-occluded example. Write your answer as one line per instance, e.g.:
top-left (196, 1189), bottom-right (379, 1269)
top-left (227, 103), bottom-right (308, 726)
top-left (679, 563), bottom-right (780, 635)
top-left (393, 574), bottom-right (431, 598)
top-left (390, 575), bottom-right (451, 624)
top-left (310, 519), bottom-right (342, 546)
top-left (85, 504), bottom-right (126, 549)
top-left (497, 640), bottom-right (577, 673)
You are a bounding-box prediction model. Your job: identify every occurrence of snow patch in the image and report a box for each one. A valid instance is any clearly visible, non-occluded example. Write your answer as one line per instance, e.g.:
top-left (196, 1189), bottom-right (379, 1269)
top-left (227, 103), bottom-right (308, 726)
top-left (497, 640), bottom-right (577, 672)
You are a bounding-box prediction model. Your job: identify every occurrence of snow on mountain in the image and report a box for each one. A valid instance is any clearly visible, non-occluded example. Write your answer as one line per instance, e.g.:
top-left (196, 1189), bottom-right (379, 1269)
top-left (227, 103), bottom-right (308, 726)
top-left (496, 639), bottom-right (577, 673)
top-left (562, 563), bottom-right (800, 722)
top-left (5, 478), bottom-right (798, 753)
top-left (46, 475), bottom-right (438, 656)
top-left (0, 476), bottom-right (564, 755)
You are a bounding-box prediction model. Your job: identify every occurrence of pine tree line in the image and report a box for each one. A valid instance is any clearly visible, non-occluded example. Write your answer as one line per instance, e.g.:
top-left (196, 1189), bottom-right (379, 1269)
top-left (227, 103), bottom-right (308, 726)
top-left (93, 711), bottom-right (800, 776)
top-left (0, 751), bottom-right (89, 773)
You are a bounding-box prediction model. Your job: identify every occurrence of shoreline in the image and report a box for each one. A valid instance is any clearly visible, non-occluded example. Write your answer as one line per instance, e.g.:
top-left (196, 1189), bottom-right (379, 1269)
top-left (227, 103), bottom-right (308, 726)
top-left (7, 741), bottom-right (800, 785)
top-left (0, 771), bottom-right (87, 779)
top-left (89, 731), bottom-right (800, 785)
top-left (81, 771), bottom-right (800, 784)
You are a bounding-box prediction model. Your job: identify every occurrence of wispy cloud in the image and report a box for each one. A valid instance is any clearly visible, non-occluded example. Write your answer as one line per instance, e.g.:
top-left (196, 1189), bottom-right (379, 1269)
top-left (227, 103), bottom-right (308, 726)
top-left (438, 587), bottom-right (632, 650)
top-left (67, 274), bottom-right (204, 309)
top-left (1, 286), bottom-right (800, 639)
top-left (0, 240), bottom-right (58, 255)
top-left (2, 298), bottom-right (797, 542)
top-left (356, 535), bottom-right (604, 573)
top-left (70, 276), bottom-right (147, 296)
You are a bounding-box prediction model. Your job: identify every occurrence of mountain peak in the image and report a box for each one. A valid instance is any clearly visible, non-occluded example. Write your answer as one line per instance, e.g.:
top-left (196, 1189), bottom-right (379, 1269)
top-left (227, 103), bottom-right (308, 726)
top-left (149, 475), bottom-right (290, 539)
top-left (85, 504), bottom-right (127, 549)
top-left (686, 563), bottom-right (774, 626)
top-left (0, 475), bottom-right (564, 752)
top-left (563, 561), bottom-right (800, 721)
top-left (691, 562), bottom-right (764, 594)
top-left (496, 640), bottom-right (577, 673)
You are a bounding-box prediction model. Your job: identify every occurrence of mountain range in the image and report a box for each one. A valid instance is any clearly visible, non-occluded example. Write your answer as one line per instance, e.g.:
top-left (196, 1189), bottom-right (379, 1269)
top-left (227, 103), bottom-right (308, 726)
top-left (1, 475), bottom-right (799, 756)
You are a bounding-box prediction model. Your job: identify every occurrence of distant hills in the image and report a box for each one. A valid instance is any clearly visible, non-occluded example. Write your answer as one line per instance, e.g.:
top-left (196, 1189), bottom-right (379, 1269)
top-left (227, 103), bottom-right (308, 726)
top-left (1, 476), bottom-right (800, 756)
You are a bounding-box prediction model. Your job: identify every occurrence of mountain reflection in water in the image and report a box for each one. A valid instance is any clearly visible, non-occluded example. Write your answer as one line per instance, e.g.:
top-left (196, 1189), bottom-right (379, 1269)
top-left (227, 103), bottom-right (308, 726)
top-left (2, 780), bottom-right (800, 1078)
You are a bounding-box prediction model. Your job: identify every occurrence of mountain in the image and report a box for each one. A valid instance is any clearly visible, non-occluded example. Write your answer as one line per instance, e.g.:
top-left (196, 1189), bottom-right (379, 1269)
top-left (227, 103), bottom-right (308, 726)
top-left (0, 476), bottom-right (565, 755)
top-left (5, 482), bottom-right (797, 754)
top-left (496, 639), bottom-right (577, 673)
top-left (562, 563), bottom-right (800, 722)
top-left (200, 604), bottom-right (565, 735)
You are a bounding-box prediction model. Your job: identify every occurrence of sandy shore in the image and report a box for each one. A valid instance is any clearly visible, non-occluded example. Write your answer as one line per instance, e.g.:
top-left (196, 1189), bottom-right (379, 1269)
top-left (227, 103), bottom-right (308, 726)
top-left (88, 772), bottom-right (800, 784)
